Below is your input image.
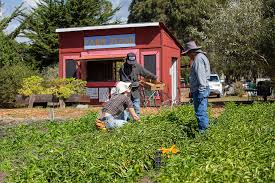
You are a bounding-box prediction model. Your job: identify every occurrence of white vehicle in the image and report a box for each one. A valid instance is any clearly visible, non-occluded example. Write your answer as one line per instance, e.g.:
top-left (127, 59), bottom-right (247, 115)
top-left (208, 74), bottom-right (223, 98)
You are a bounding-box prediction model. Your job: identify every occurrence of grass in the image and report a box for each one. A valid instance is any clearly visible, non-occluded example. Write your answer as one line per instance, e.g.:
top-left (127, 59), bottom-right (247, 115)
top-left (0, 103), bottom-right (274, 182)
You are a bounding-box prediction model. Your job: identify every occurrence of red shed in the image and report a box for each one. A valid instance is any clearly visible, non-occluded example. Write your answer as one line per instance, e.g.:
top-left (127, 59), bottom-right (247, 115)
top-left (56, 22), bottom-right (183, 105)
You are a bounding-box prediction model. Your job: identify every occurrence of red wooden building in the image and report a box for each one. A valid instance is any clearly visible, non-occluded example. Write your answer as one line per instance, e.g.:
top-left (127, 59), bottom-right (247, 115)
top-left (56, 22), bottom-right (183, 105)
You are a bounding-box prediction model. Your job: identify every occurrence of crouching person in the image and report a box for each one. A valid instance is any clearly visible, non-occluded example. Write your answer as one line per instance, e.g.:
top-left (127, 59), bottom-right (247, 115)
top-left (97, 82), bottom-right (140, 129)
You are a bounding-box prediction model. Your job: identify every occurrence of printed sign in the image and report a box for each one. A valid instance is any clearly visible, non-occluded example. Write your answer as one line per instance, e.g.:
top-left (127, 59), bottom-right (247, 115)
top-left (99, 88), bottom-right (110, 102)
top-left (84, 34), bottom-right (136, 49)
top-left (86, 88), bottom-right (98, 99)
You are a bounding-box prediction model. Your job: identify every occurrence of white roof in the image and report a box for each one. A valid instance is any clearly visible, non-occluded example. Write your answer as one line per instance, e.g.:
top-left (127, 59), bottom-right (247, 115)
top-left (56, 22), bottom-right (160, 33)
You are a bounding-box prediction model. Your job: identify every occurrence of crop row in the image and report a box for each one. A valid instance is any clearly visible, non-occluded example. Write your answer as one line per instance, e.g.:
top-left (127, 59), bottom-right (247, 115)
top-left (0, 103), bottom-right (274, 182)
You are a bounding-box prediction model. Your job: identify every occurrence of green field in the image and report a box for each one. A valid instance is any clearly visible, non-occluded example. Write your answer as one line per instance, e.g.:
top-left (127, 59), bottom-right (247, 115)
top-left (0, 103), bottom-right (274, 182)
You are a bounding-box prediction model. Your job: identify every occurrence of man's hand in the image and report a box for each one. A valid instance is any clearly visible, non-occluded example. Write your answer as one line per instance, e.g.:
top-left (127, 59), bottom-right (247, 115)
top-left (133, 115), bottom-right (140, 122)
top-left (129, 108), bottom-right (140, 122)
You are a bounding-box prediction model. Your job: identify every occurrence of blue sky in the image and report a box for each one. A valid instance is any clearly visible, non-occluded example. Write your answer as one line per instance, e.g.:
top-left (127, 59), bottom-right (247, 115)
top-left (2, 0), bottom-right (131, 32)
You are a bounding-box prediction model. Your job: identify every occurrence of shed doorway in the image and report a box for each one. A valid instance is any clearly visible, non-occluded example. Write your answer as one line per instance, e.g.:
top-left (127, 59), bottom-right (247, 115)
top-left (86, 59), bottom-right (124, 82)
top-left (171, 58), bottom-right (178, 103)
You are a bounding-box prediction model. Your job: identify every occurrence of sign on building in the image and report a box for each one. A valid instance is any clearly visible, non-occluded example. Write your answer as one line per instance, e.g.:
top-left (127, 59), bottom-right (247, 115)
top-left (84, 34), bottom-right (136, 50)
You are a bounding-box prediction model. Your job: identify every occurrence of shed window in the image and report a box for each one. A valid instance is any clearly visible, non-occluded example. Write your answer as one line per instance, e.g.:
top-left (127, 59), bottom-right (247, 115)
top-left (65, 60), bottom-right (76, 78)
top-left (144, 55), bottom-right (156, 75)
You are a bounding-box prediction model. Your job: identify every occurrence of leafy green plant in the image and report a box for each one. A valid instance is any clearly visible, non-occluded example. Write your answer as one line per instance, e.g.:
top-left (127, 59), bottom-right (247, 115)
top-left (156, 103), bottom-right (275, 182)
top-left (47, 78), bottom-right (87, 99)
top-left (18, 76), bottom-right (87, 99)
top-left (0, 103), bottom-right (274, 182)
top-left (0, 63), bottom-right (37, 108)
top-left (18, 76), bottom-right (46, 96)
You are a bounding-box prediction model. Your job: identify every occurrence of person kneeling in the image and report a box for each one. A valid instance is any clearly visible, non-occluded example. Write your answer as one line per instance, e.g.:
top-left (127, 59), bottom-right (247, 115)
top-left (97, 82), bottom-right (140, 129)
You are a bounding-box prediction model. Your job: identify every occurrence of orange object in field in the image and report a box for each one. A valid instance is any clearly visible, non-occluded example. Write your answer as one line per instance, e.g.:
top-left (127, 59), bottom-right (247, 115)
top-left (160, 145), bottom-right (179, 155)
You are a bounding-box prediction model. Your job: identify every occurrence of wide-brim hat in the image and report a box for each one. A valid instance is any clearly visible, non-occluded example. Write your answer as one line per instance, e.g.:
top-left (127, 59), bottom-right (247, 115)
top-left (116, 82), bottom-right (132, 94)
top-left (126, 52), bottom-right (137, 65)
top-left (181, 41), bottom-right (202, 55)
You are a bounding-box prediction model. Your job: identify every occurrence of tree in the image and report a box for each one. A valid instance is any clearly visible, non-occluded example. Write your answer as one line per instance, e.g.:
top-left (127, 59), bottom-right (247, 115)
top-left (22, 0), bottom-right (119, 68)
top-left (201, 0), bottom-right (269, 81)
top-left (0, 3), bottom-right (24, 38)
top-left (0, 32), bottom-right (23, 67)
top-left (0, 3), bottom-right (36, 67)
top-left (260, 0), bottom-right (275, 84)
top-left (262, 0), bottom-right (275, 19)
top-left (128, 0), bottom-right (226, 44)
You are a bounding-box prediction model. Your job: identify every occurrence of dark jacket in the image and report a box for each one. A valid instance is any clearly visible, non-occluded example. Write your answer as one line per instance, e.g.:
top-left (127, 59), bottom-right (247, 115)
top-left (119, 63), bottom-right (157, 98)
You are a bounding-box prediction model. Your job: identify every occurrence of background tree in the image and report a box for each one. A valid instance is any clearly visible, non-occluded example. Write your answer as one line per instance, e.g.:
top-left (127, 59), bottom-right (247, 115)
top-left (201, 0), bottom-right (270, 81)
top-left (259, 0), bottom-right (275, 84)
top-left (128, 0), bottom-right (226, 44)
top-left (128, 0), bottom-right (275, 83)
top-left (22, 0), bottom-right (119, 68)
top-left (0, 4), bottom-right (35, 67)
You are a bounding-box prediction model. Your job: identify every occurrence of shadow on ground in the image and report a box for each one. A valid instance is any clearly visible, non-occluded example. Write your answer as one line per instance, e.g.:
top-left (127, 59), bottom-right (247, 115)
top-left (180, 120), bottom-right (198, 139)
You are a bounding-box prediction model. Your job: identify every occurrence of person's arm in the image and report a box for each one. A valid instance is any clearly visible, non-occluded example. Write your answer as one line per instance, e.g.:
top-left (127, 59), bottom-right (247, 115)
top-left (119, 68), bottom-right (125, 81)
top-left (137, 64), bottom-right (157, 80)
top-left (124, 96), bottom-right (140, 121)
top-left (128, 108), bottom-right (140, 121)
top-left (195, 57), bottom-right (208, 92)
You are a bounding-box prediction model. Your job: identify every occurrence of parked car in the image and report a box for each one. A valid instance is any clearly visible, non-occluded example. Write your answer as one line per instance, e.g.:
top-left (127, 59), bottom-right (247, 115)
top-left (208, 74), bottom-right (223, 98)
top-left (188, 74), bottom-right (223, 98)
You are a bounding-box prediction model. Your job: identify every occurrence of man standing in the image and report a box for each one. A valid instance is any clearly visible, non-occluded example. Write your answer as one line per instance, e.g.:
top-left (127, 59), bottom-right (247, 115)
top-left (119, 52), bottom-right (157, 119)
top-left (182, 41), bottom-right (211, 133)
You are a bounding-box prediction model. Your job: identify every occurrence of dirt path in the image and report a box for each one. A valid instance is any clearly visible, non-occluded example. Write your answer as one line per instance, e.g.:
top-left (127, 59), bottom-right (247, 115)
top-left (0, 108), bottom-right (94, 126)
top-left (0, 172), bottom-right (5, 183)
top-left (0, 106), bottom-right (223, 127)
top-left (0, 107), bottom-right (162, 126)
top-left (211, 106), bottom-right (224, 118)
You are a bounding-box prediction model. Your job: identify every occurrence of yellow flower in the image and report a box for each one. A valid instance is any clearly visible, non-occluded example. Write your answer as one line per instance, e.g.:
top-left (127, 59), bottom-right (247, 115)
top-left (170, 145), bottom-right (179, 154)
top-left (160, 145), bottom-right (179, 154)
top-left (160, 147), bottom-right (170, 154)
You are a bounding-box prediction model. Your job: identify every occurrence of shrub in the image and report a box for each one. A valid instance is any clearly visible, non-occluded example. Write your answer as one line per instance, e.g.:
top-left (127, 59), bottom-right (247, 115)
top-left (18, 76), bottom-right (87, 99)
top-left (234, 81), bottom-right (245, 97)
top-left (18, 76), bottom-right (46, 96)
top-left (47, 78), bottom-right (87, 99)
top-left (0, 63), bottom-right (38, 108)
top-left (41, 64), bottom-right (59, 80)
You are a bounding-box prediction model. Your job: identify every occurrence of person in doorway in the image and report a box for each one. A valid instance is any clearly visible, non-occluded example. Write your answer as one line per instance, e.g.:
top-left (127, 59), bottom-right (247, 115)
top-left (76, 61), bottom-right (81, 79)
top-left (97, 82), bottom-right (140, 129)
top-left (182, 41), bottom-right (211, 133)
top-left (119, 52), bottom-right (157, 120)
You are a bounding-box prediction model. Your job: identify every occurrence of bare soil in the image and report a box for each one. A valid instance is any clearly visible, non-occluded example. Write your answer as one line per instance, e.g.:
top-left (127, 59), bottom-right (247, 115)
top-left (0, 106), bottom-right (223, 127)
top-left (0, 107), bottom-right (163, 126)
top-left (0, 172), bottom-right (6, 183)
top-left (138, 176), bottom-right (153, 183)
top-left (0, 108), bottom-right (95, 126)
top-left (211, 106), bottom-right (225, 118)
